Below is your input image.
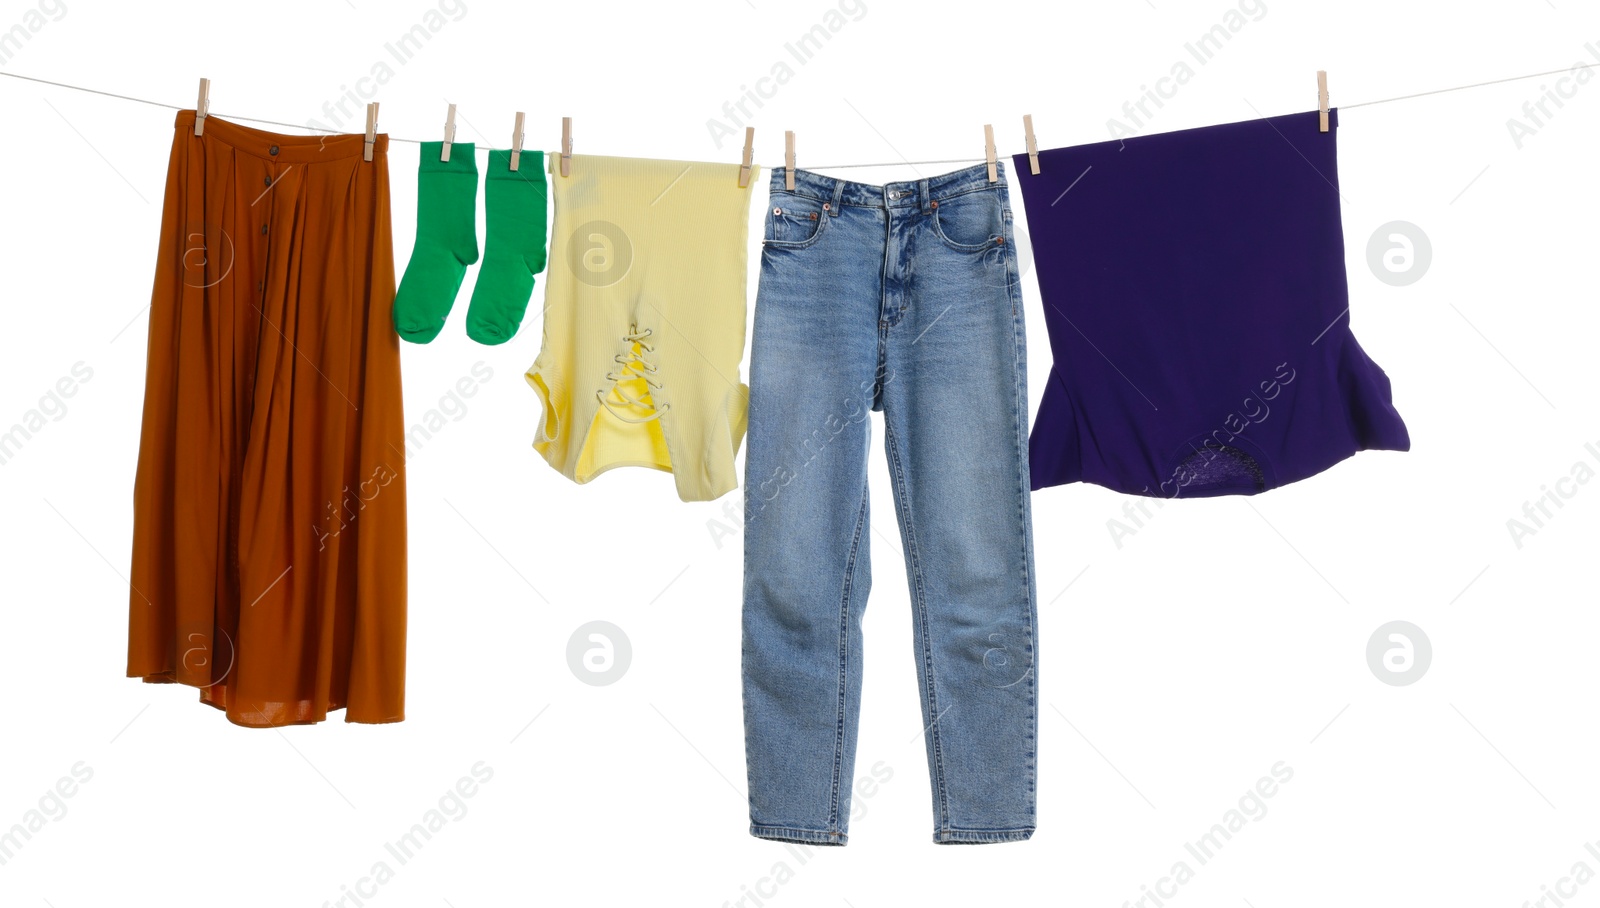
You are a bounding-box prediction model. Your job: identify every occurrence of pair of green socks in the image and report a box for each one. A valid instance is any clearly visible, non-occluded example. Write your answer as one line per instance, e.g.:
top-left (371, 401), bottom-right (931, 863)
top-left (392, 143), bottom-right (548, 346)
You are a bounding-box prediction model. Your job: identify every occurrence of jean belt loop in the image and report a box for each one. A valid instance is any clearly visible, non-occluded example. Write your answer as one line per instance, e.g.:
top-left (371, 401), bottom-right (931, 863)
top-left (919, 179), bottom-right (932, 214)
top-left (829, 178), bottom-right (845, 215)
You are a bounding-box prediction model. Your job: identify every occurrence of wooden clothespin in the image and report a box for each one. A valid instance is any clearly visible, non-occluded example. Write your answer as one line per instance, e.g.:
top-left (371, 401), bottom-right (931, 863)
top-left (784, 131), bottom-right (795, 191)
top-left (559, 116), bottom-right (572, 177)
top-left (984, 124), bottom-right (997, 182)
top-left (510, 112), bottom-right (526, 172)
top-left (441, 104), bottom-right (457, 162)
top-left (738, 127), bottom-right (755, 188)
top-left (1023, 114), bottom-right (1040, 175)
top-left (194, 78), bottom-right (210, 137)
top-left (1317, 70), bottom-right (1330, 133)
top-left (364, 102), bottom-right (379, 162)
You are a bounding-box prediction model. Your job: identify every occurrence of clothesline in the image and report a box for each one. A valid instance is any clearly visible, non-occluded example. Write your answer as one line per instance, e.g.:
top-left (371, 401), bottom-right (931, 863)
top-left (2, 61), bottom-right (1596, 169)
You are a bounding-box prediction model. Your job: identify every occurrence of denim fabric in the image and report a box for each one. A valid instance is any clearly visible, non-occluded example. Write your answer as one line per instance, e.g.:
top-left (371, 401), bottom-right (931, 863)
top-left (742, 162), bottom-right (1038, 845)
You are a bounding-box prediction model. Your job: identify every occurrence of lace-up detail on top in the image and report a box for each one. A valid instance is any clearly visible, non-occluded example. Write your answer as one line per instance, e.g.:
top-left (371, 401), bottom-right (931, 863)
top-left (596, 324), bottom-right (670, 423)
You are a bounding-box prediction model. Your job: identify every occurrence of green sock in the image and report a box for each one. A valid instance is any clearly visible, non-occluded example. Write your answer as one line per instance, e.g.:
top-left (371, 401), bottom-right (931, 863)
top-left (393, 141), bottom-right (480, 344)
top-left (466, 149), bottom-right (547, 346)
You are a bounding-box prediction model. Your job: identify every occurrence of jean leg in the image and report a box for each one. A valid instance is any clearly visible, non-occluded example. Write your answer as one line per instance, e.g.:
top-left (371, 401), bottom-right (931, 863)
top-left (879, 204), bottom-right (1039, 844)
top-left (742, 205), bottom-right (885, 844)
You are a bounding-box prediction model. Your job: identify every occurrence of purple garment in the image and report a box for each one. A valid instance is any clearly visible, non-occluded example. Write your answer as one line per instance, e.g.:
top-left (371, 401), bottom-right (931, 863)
top-left (1013, 109), bottom-right (1409, 498)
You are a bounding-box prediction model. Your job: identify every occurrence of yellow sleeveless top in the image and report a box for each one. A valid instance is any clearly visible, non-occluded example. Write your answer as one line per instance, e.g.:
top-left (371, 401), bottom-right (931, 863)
top-left (526, 154), bottom-right (757, 502)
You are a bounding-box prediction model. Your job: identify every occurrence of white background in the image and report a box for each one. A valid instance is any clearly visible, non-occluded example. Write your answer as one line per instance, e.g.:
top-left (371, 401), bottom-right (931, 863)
top-left (1, 0), bottom-right (1597, 906)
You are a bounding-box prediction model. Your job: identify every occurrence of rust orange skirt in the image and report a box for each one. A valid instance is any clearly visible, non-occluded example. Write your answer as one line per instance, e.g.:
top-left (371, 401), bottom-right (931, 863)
top-left (127, 111), bottom-right (407, 727)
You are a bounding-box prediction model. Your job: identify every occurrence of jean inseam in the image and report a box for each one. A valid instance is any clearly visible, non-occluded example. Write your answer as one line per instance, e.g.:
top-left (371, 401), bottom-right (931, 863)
top-left (881, 418), bottom-right (950, 831)
top-left (830, 483), bottom-right (870, 835)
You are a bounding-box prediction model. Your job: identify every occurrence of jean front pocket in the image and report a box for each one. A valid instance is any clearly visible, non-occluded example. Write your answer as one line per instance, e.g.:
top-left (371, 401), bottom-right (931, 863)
top-left (765, 192), bottom-right (831, 248)
top-left (930, 188), bottom-right (1005, 251)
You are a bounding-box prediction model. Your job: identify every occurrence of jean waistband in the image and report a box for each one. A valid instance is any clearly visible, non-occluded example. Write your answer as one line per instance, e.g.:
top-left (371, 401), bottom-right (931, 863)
top-left (770, 161), bottom-right (1006, 209)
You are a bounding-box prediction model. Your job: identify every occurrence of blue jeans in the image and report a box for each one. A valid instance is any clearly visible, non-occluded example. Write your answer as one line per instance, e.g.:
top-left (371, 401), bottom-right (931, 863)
top-left (742, 162), bottom-right (1039, 845)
